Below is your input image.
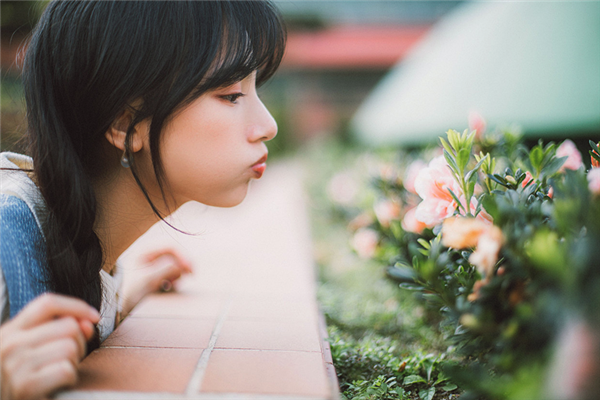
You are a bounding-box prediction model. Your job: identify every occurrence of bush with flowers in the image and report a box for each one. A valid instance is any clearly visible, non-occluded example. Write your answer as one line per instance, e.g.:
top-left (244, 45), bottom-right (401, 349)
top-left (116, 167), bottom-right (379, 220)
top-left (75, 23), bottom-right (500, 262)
top-left (343, 119), bottom-right (600, 399)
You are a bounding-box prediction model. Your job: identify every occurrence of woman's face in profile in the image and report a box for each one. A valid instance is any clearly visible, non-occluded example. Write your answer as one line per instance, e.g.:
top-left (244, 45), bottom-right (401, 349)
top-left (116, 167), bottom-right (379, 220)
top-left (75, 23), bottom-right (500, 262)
top-left (150, 71), bottom-right (278, 209)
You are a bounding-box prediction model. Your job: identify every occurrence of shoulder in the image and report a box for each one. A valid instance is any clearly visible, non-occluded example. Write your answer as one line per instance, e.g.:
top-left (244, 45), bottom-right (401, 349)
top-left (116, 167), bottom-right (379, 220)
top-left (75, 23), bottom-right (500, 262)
top-left (0, 195), bottom-right (43, 242)
top-left (0, 193), bottom-right (47, 270)
top-left (0, 152), bottom-right (47, 232)
top-left (0, 194), bottom-right (49, 319)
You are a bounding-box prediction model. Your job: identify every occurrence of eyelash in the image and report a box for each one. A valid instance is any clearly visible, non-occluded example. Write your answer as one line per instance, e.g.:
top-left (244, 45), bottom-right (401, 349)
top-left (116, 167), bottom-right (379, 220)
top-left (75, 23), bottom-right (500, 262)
top-left (220, 92), bottom-right (245, 104)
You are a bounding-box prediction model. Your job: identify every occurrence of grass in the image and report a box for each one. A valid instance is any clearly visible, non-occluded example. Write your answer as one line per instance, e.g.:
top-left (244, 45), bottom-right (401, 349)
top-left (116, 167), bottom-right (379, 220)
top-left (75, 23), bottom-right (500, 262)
top-left (299, 138), bottom-right (462, 399)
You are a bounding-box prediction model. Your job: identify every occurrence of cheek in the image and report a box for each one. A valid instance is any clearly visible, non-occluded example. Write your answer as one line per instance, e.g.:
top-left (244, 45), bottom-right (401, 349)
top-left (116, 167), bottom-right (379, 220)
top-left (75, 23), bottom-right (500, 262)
top-left (158, 111), bottom-right (248, 206)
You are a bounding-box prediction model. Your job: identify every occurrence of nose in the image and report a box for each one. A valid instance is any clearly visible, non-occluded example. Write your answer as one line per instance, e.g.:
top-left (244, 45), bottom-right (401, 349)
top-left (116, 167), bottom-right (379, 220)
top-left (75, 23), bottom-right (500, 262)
top-left (248, 97), bottom-right (278, 143)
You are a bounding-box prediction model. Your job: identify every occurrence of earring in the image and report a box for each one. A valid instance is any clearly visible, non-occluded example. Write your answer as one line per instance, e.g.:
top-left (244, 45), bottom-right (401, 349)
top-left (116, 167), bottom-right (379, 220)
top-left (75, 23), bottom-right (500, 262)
top-left (120, 149), bottom-right (130, 168)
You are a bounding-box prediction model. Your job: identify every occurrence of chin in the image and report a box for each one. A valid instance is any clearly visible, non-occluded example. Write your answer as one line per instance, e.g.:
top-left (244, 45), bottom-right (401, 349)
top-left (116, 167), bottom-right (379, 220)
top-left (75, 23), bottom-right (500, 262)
top-left (208, 186), bottom-right (250, 208)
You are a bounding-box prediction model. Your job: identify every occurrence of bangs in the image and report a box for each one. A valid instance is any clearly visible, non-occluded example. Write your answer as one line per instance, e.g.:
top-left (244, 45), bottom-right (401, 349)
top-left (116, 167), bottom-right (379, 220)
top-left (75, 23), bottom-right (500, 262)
top-left (207, 1), bottom-right (287, 88)
top-left (170, 1), bottom-right (286, 107)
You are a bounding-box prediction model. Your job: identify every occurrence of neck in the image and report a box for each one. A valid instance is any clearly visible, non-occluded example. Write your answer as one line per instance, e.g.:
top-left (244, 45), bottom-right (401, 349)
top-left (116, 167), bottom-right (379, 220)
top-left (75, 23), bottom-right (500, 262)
top-left (92, 169), bottom-right (165, 272)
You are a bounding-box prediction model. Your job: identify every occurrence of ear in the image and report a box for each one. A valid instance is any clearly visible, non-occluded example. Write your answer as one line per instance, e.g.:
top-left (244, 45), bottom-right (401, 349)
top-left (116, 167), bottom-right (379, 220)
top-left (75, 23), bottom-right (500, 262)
top-left (104, 108), bottom-right (144, 153)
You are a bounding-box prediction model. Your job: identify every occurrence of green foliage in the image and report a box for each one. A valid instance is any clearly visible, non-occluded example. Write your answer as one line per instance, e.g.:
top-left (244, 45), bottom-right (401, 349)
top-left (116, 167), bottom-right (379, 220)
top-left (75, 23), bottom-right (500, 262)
top-left (305, 133), bottom-right (600, 399)
top-left (303, 139), bottom-right (460, 400)
top-left (330, 328), bottom-right (460, 400)
top-left (349, 128), bottom-right (600, 399)
top-left (440, 129), bottom-right (488, 215)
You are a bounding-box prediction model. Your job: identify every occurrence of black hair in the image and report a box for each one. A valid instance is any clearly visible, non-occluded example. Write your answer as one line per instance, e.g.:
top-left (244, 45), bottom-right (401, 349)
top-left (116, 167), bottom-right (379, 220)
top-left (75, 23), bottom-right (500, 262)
top-left (22, 0), bottom-right (285, 350)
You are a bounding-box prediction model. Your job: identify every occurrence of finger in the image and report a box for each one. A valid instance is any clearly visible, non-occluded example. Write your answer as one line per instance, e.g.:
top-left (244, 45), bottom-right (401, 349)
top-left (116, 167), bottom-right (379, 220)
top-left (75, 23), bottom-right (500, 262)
top-left (78, 319), bottom-right (95, 342)
top-left (142, 248), bottom-right (180, 263)
top-left (24, 338), bottom-right (81, 373)
top-left (28, 360), bottom-right (78, 398)
top-left (143, 248), bottom-right (193, 273)
top-left (148, 263), bottom-right (183, 292)
top-left (157, 262), bottom-right (186, 283)
top-left (15, 294), bottom-right (100, 330)
top-left (18, 317), bottom-right (87, 360)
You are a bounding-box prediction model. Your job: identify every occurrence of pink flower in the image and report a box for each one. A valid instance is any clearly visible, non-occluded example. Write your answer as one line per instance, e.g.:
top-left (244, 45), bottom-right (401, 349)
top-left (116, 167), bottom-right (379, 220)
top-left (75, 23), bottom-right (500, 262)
top-left (522, 171), bottom-right (534, 188)
top-left (587, 168), bottom-right (600, 195)
top-left (468, 225), bottom-right (504, 277)
top-left (521, 171), bottom-right (554, 197)
top-left (348, 212), bottom-right (373, 232)
top-left (441, 217), bottom-right (489, 249)
top-left (477, 206), bottom-right (493, 224)
top-left (591, 142), bottom-right (600, 168)
top-left (401, 207), bottom-right (427, 234)
top-left (556, 139), bottom-right (583, 171)
top-left (414, 156), bottom-right (462, 227)
top-left (404, 160), bottom-right (427, 194)
top-left (351, 228), bottom-right (379, 259)
top-left (469, 111), bottom-right (487, 140)
top-left (374, 199), bottom-right (402, 228)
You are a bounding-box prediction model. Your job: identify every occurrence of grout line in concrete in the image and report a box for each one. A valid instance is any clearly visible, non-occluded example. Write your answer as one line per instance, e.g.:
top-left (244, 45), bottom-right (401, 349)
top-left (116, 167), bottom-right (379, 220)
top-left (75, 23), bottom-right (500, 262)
top-left (185, 298), bottom-right (233, 395)
top-left (211, 347), bottom-right (322, 353)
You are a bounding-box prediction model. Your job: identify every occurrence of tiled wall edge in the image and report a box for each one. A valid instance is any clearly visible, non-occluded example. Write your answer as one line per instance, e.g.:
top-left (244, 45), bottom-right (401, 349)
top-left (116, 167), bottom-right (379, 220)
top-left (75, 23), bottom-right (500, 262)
top-left (56, 392), bottom-right (328, 400)
top-left (317, 310), bottom-right (341, 400)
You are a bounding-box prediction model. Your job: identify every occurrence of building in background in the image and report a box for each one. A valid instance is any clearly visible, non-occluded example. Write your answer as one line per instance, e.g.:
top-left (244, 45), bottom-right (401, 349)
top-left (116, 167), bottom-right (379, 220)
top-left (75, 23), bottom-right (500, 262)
top-left (263, 1), bottom-right (461, 151)
top-left (352, 1), bottom-right (600, 147)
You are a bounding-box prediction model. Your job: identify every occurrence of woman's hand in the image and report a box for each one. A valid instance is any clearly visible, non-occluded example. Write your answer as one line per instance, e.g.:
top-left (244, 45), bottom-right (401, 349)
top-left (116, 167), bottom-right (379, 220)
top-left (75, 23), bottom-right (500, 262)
top-left (120, 248), bottom-right (192, 319)
top-left (0, 294), bottom-right (100, 400)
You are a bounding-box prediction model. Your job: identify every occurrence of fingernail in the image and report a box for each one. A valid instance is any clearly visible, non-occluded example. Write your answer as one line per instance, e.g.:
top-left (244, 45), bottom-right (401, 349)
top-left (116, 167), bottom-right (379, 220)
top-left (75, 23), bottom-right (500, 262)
top-left (89, 307), bottom-right (101, 319)
top-left (160, 280), bottom-right (173, 292)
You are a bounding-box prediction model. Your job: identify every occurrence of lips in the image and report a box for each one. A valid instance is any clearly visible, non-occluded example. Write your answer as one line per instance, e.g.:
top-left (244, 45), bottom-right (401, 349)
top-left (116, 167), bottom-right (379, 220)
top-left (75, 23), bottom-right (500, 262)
top-left (251, 154), bottom-right (268, 178)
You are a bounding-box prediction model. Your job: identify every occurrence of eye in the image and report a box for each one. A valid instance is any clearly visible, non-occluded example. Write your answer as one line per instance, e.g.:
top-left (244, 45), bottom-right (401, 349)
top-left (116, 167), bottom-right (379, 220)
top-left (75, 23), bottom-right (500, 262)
top-left (220, 92), bottom-right (245, 104)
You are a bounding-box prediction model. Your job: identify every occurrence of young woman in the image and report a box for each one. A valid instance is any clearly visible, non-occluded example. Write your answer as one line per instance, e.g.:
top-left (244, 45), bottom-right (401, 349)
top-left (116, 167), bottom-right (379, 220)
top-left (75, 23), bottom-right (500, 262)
top-left (0, 1), bottom-right (285, 398)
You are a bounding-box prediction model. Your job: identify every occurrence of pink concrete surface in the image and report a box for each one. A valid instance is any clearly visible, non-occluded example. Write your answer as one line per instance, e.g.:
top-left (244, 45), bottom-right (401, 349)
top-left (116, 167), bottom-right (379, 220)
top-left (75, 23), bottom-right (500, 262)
top-left (57, 162), bottom-right (338, 399)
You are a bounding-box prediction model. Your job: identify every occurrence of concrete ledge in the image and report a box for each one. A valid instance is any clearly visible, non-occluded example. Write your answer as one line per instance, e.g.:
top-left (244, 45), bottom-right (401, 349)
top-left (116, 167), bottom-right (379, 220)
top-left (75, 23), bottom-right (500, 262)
top-left (57, 162), bottom-right (338, 399)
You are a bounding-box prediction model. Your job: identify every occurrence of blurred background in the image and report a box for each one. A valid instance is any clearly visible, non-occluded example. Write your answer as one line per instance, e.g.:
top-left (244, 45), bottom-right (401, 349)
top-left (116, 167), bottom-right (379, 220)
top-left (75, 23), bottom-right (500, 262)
top-left (3, 1), bottom-right (598, 154)
top-left (3, 2), bottom-right (600, 398)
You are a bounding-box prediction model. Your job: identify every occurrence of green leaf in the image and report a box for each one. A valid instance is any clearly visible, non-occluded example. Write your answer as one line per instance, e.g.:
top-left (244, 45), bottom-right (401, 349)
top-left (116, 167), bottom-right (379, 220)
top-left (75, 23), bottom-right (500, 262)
top-left (540, 156), bottom-right (567, 179)
top-left (446, 129), bottom-right (460, 151)
top-left (395, 387), bottom-right (405, 398)
top-left (489, 174), bottom-right (507, 186)
top-left (447, 188), bottom-right (465, 212)
top-left (443, 149), bottom-right (460, 175)
top-left (387, 266), bottom-right (417, 283)
top-left (470, 152), bottom-right (489, 174)
top-left (399, 283), bottom-right (425, 291)
top-left (466, 130), bottom-right (476, 144)
top-left (417, 238), bottom-right (431, 249)
top-left (442, 383), bottom-right (458, 391)
top-left (457, 148), bottom-right (471, 171)
top-left (589, 140), bottom-right (600, 154)
top-left (467, 177), bottom-right (477, 201)
top-left (529, 146), bottom-right (544, 171)
top-left (419, 386), bottom-right (436, 400)
top-left (440, 138), bottom-right (454, 156)
top-left (481, 194), bottom-right (498, 219)
top-left (404, 375), bottom-right (427, 385)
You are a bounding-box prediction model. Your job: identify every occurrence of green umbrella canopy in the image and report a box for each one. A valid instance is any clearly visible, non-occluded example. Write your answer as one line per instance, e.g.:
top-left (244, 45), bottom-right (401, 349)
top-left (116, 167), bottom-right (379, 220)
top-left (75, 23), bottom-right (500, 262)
top-left (352, 1), bottom-right (600, 146)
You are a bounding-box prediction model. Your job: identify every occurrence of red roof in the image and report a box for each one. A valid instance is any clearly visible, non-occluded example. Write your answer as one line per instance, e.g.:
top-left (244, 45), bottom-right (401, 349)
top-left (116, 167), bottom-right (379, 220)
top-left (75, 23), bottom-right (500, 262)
top-left (281, 25), bottom-right (430, 69)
